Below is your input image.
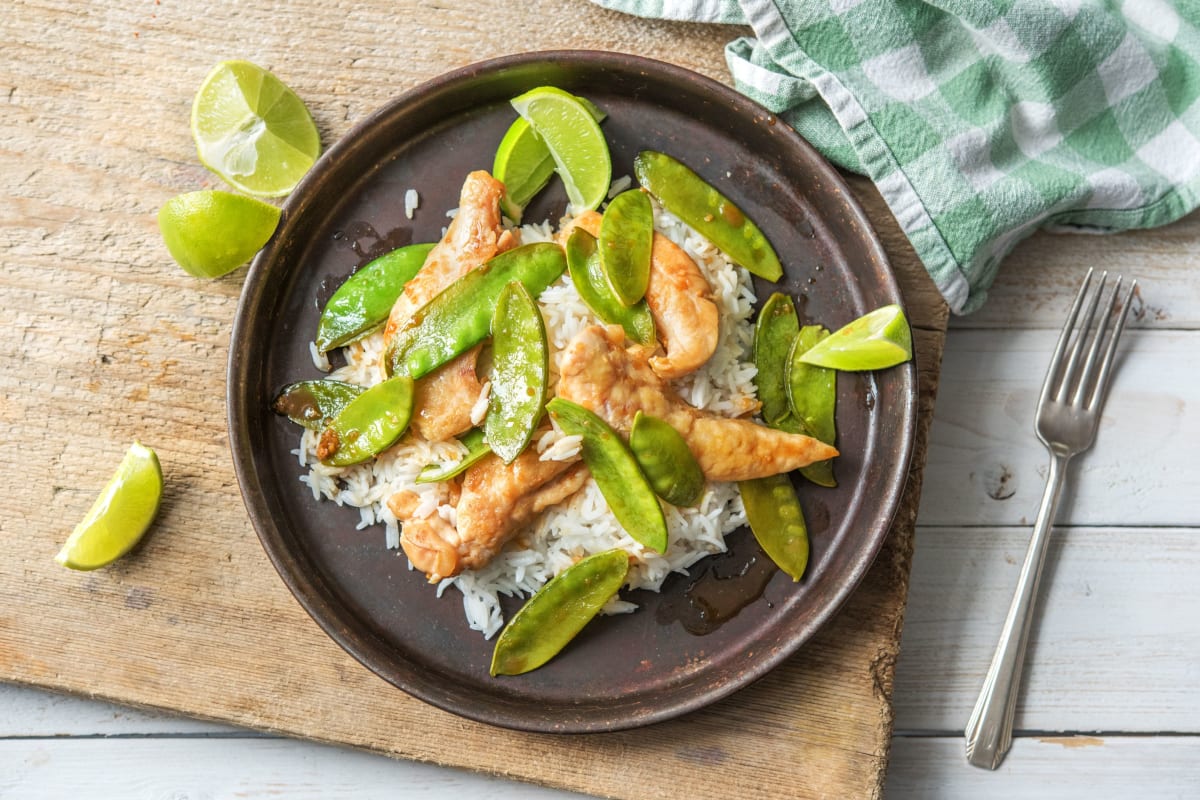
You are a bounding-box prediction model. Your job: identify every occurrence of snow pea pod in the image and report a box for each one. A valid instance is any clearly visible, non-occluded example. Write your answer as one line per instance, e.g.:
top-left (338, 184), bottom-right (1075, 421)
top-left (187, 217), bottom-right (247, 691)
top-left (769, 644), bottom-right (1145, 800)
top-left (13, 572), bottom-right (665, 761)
top-left (565, 228), bottom-right (655, 346)
top-left (598, 188), bottom-right (653, 306)
top-left (753, 292), bottom-right (800, 425)
top-left (629, 411), bottom-right (704, 507)
top-left (386, 242), bottom-right (566, 380)
top-left (786, 325), bottom-right (837, 488)
top-left (739, 473), bottom-right (809, 582)
top-left (633, 150), bottom-right (782, 281)
top-left (317, 375), bottom-right (414, 467)
top-left (490, 548), bottom-right (629, 676)
top-left (315, 242), bottom-right (436, 353)
top-left (485, 281), bottom-right (549, 463)
top-left (546, 398), bottom-right (668, 553)
top-left (415, 428), bottom-right (491, 484)
top-left (272, 379), bottom-right (364, 430)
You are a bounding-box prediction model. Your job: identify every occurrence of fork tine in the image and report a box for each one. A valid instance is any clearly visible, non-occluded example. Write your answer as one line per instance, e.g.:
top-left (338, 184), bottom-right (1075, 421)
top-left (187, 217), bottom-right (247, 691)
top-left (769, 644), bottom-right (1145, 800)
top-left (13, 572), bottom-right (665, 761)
top-left (1086, 279), bottom-right (1137, 410)
top-left (1072, 276), bottom-right (1122, 406)
top-left (1055, 271), bottom-right (1107, 403)
top-left (1041, 269), bottom-right (1094, 407)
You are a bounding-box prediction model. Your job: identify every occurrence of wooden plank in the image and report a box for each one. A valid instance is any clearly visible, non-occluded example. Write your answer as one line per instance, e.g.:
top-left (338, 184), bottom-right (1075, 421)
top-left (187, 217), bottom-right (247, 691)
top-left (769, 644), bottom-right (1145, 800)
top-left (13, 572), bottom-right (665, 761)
top-left (894, 527), bottom-right (1200, 733)
top-left (3, 734), bottom-right (1198, 799)
top-left (0, 2), bottom-right (947, 799)
top-left (919, 328), bottom-right (1198, 527)
top-left (887, 735), bottom-right (1200, 798)
top-left (957, 213), bottom-right (1200, 330)
top-left (0, 684), bottom-right (227, 737)
top-left (0, 738), bottom-right (588, 799)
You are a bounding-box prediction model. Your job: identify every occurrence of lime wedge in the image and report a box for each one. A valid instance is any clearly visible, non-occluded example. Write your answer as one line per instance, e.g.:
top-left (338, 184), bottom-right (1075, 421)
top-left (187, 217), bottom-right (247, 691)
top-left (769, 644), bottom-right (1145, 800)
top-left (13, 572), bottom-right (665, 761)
top-left (55, 442), bottom-right (163, 571)
top-left (191, 60), bottom-right (320, 197)
top-left (158, 190), bottom-right (280, 278)
top-left (494, 119), bottom-right (554, 222)
top-left (510, 86), bottom-right (610, 213)
top-left (494, 96), bottom-right (605, 222)
top-left (798, 304), bottom-right (913, 371)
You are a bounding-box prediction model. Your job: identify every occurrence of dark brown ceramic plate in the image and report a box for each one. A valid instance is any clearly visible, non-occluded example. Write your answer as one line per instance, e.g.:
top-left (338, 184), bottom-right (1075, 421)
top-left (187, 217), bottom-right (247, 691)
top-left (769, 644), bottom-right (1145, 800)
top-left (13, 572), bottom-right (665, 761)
top-left (228, 51), bottom-right (916, 733)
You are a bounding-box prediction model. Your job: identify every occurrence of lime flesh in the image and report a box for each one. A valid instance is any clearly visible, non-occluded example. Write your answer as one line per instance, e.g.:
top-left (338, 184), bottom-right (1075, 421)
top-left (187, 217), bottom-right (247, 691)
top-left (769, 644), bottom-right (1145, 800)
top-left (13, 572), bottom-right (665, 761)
top-left (55, 442), bottom-right (163, 571)
top-left (191, 60), bottom-right (320, 197)
top-left (798, 304), bottom-right (913, 371)
top-left (510, 86), bottom-right (610, 213)
top-left (158, 190), bottom-right (280, 278)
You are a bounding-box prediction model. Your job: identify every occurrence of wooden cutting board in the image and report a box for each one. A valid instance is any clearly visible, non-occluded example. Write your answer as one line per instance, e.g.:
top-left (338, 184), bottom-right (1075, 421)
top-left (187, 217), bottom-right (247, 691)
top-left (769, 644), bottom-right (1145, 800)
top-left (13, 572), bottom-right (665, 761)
top-left (0, 2), bottom-right (948, 798)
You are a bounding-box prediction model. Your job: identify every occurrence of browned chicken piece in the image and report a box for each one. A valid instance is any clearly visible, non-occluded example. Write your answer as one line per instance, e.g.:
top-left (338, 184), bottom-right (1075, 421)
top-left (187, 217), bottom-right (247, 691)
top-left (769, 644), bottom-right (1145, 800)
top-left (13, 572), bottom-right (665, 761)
top-left (455, 453), bottom-right (589, 574)
top-left (388, 494), bottom-right (461, 584)
top-left (409, 345), bottom-right (484, 442)
top-left (394, 449), bottom-right (588, 582)
top-left (384, 171), bottom-right (510, 340)
top-left (382, 170), bottom-right (518, 442)
top-left (561, 211), bottom-right (719, 380)
top-left (557, 325), bottom-right (838, 482)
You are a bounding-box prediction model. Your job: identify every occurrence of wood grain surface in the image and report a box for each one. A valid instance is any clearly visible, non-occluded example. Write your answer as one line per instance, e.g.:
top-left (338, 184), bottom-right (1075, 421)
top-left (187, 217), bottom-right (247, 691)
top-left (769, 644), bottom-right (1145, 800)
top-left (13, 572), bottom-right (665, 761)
top-left (0, 2), bottom-right (948, 798)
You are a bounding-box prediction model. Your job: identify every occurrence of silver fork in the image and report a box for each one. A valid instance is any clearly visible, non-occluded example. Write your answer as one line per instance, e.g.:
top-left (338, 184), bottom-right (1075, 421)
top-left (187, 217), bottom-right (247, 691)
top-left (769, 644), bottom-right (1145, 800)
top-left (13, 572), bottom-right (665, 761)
top-left (964, 269), bottom-right (1137, 770)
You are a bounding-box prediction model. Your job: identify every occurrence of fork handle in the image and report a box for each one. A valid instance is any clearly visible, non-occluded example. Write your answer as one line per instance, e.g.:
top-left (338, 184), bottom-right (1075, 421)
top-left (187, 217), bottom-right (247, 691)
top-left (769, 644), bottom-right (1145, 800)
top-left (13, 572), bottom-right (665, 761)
top-left (964, 452), bottom-right (1070, 770)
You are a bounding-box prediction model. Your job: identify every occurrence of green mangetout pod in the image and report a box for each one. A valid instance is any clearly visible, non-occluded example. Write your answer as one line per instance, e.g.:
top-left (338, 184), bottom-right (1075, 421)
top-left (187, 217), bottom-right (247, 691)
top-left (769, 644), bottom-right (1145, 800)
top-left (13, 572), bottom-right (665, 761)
top-left (494, 97), bottom-right (606, 223)
top-left (416, 428), bottom-right (492, 483)
top-left (633, 150), bottom-right (782, 281)
top-left (386, 243), bottom-right (566, 380)
top-left (739, 473), bottom-right (809, 581)
top-left (565, 228), bottom-right (655, 346)
top-left (628, 411), bottom-right (704, 507)
top-left (486, 281), bottom-right (549, 463)
top-left (546, 398), bottom-right (668, 553)
top-left (272, 379), bottom-right (365, 430)
top-left (753, 292), bottom-right (801, 425)
top-left (490, 548), bottom-right (630, 676)
top-left (318, 375), bottom-right (414, 467)
top-left (787, 325), bottom-right (837, 488)
top-left (315, 242), bottom-right (436, 353)
top-left (598, 188), bottom-right (653, 306)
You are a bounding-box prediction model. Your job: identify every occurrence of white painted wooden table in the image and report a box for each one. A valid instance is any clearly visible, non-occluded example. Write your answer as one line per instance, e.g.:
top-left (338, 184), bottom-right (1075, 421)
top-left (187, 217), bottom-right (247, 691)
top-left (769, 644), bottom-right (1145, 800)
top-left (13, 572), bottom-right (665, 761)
top-left (3, 222), bottom-right (1198, 797)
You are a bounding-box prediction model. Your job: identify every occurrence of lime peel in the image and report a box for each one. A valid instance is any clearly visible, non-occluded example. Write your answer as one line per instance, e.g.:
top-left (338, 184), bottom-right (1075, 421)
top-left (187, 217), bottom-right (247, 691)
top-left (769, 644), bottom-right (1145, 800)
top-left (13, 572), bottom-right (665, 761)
top-left (55, 442), bottom-right (163, 571)
top-left (798, 304), bottom-right (913, 371)
top-left (158, 190), bottom-right (281, 278)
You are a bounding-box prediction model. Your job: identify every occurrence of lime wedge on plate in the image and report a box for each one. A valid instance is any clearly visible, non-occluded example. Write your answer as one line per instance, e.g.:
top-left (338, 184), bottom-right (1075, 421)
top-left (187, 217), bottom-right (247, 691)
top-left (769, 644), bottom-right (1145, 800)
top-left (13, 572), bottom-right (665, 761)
top-left (494, 96), bottom-right (605, 222)
top-left (191, 60), bottom-right (320, 197)
top-left (798, 304), bottom-right (913, 371)
top-left (158, 190), bottom-right (281, 278)
top-left (510, 86), bottom-right (610, 213)
top-left (55, 442), bottom-right (163, 571)
top-left (494, 118), bottom-right (554, 222)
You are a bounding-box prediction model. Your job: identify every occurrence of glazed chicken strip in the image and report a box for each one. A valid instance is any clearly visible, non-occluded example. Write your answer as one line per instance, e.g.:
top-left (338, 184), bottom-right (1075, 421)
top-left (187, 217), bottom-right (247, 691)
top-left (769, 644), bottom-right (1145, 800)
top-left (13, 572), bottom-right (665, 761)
top-left (393, 449), bottom-right (589, 582)
top-left (383, 170), bottom-right (517, 442)
top-left (562, 211), bottom-right (719, 379)
top-left (558, 325), bottom-right (838, 482)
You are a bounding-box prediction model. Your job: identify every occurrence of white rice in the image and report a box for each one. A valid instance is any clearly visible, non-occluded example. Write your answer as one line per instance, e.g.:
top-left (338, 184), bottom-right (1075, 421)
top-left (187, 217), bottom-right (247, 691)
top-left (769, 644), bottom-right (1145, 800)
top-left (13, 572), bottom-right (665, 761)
top-left (295, 200), bottom-right (758, 638)
top-left (607, 174), bottom-right (633, 198)
top-left (404, 189), bottom-right (419, 220)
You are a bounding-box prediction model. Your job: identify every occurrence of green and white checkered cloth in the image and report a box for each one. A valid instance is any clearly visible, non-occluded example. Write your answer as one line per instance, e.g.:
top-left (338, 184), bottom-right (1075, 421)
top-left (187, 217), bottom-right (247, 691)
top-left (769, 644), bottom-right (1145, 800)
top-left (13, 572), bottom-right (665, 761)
top-left (592, 0), bottom-right (1200, 312)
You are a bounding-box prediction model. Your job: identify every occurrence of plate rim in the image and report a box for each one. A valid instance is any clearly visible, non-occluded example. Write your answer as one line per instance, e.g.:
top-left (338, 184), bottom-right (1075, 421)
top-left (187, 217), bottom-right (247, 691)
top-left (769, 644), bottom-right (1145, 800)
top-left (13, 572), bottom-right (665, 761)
top-left (227, 49), bottom-right (918, 733)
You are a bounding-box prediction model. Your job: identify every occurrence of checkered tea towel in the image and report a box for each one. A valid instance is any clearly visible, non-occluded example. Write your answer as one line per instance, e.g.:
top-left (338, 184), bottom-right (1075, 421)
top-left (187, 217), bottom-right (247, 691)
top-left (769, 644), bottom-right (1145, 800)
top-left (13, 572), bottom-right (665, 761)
top-left (591, 0), bottom-right (1200, 312)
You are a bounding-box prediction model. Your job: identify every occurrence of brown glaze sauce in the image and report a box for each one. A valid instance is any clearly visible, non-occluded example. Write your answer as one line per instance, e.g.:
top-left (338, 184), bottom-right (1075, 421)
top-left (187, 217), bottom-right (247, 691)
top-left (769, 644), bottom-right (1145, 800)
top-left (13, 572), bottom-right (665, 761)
top-left (656, 530), bottom-right (778, 635)
top-left (272, 385), bottom-right (321, 424)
